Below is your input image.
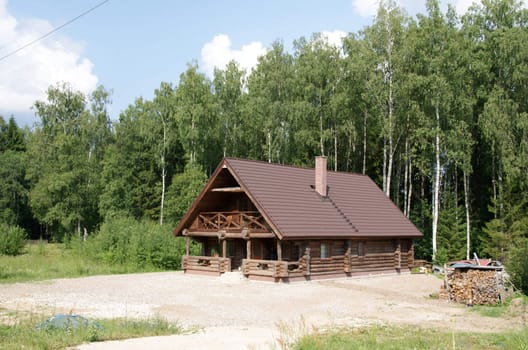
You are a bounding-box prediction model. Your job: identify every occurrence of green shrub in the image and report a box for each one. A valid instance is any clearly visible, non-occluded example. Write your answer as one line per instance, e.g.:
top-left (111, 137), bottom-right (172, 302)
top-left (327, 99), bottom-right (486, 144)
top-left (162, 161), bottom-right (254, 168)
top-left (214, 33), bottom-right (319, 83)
top-left (507, 239), bottom-right (528, 295)
top-left (85, 217), bottom-right (192, 270)
top-left (0, 223), bottom-right (26, 256)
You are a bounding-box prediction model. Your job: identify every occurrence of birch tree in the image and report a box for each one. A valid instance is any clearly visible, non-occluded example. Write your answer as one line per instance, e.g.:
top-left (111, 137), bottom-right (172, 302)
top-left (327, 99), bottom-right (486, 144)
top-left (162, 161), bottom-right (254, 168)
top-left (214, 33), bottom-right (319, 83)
top-left (363, 0), bottom-right (407, 196)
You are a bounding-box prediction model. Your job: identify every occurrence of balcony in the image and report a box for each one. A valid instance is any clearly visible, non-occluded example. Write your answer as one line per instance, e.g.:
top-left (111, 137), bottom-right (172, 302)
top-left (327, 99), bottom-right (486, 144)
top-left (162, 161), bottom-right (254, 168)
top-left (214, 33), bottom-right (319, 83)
top-left (189, 211), bottom-right (270, 233)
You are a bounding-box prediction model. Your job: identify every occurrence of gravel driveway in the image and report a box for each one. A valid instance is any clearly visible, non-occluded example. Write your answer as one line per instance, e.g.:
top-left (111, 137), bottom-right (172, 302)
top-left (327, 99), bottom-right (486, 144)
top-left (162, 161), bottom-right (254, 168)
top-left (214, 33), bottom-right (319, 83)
top-left (0, 271), bottom-right (519, 349)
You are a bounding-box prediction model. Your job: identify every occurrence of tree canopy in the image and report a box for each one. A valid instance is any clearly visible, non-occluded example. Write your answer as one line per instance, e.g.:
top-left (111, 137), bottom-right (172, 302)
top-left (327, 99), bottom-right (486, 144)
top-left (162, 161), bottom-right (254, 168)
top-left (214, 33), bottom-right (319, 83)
top-left (2, 0), bottom-right (527, 270)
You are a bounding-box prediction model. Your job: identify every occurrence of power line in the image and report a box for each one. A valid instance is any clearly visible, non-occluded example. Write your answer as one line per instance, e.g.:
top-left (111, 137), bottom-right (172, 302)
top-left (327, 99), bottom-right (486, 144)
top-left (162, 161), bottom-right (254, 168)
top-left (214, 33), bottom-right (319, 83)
top-left (0, 0), bottom-right (110, 62)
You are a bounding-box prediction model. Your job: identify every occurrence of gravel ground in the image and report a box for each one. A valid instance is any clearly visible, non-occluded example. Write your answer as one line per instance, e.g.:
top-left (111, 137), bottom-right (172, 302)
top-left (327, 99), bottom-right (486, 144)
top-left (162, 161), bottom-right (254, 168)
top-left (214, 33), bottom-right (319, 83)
top-left (0, 271), bottom-right (521, 349)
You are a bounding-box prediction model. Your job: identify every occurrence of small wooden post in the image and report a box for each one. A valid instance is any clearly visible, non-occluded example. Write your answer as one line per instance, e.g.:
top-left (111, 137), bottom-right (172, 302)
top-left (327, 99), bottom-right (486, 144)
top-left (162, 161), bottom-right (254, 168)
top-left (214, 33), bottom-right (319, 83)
top-left (345, 240), bottom-right (352, 273)
top-left (185, 236), bottom-right (190, 256)
top-left (222, 239), bottom-right (227, 258)
top-left (396, 239), bottom-right (401, 270)
top-left (408, 242), bottom-right (414, 268)
top-left (305, 247), bottom-right (311, 276)
top-left (277, 240), bottom-right (282, 261)
top-left (246, 239), bottom-right (252, 259)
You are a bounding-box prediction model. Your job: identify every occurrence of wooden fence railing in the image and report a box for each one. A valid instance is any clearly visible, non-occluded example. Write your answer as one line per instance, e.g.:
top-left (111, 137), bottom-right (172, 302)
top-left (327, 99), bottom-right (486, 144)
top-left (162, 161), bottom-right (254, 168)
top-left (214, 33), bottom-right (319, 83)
top-left (241, 259), bottom-right (288, 278)
top-left (182, 255), bottom-right (231, 274)
top-left (185, 251), bottom-right (409, 278)
top-left (242, 255), bottom-right (350, 278)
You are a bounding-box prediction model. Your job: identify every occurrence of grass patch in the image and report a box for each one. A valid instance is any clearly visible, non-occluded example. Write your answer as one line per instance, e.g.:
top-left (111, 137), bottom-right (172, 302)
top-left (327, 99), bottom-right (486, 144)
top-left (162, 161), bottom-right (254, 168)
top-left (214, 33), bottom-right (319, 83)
top-left (470, 294), bottom-right (528, 318)
top-left (293, 325), bottom-right (528, 350)
top-left (0, 313), bottom-right (186, 350)
top-left (0, 243), bottom-right (163, 284)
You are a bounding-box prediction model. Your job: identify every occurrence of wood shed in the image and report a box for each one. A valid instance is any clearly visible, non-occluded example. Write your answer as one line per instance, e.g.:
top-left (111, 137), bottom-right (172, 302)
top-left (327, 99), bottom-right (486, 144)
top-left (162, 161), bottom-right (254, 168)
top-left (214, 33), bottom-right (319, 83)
top-left (441, 262), bottom-right (508, 305)
top-left (173, 157), bottom-right (423, 282)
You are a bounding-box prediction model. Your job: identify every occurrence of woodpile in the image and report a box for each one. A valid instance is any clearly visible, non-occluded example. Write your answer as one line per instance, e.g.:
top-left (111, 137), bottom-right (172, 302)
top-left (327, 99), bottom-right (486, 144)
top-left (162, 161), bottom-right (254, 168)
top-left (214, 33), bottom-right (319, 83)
top-left (441, 268), bottom-right (503, 305)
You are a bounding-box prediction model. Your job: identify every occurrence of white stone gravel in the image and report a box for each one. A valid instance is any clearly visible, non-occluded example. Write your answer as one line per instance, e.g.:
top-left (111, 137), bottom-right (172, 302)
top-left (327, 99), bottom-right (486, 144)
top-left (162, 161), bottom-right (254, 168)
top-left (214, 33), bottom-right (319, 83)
top-left (0, 271), bottom-right (519, 349)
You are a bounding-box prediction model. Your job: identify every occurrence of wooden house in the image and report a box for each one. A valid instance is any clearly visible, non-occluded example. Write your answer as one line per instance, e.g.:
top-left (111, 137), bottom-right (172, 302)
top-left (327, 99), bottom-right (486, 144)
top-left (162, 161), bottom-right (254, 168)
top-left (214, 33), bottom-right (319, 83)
top-left (173, 157), bottom-right (423, 282)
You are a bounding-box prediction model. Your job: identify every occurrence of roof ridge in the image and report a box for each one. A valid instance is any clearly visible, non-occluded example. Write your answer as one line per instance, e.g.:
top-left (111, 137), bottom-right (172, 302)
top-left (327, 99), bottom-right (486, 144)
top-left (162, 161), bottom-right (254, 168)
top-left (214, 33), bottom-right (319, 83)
top-left (327, 195), bottom-right (359, 233)
top-left (225, 157), bottom-right (369, 177)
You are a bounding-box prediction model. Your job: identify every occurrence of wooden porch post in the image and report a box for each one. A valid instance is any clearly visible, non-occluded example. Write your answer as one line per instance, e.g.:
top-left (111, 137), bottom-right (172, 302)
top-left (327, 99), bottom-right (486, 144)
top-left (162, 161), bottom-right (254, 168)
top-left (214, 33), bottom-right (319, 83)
top-left (185, 236), bottom-right (190, 256)
top-left (222, 239), bottom-right (227, 258)
top-left (345, 239), bottom-right (352, 273)
top-left (277, 240), bottom-right (282, 261)
top-left (246, 239), bottom-right (252, 259)
top-left (305, 247), bottom-right (311, 276)
top-left (395, 239), bottom-right (401, 270)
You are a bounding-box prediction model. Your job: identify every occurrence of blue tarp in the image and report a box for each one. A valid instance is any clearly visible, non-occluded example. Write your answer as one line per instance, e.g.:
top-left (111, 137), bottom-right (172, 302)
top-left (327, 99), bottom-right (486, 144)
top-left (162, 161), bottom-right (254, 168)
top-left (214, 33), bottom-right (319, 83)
top-left (36, 314), bottom-right (102, 331)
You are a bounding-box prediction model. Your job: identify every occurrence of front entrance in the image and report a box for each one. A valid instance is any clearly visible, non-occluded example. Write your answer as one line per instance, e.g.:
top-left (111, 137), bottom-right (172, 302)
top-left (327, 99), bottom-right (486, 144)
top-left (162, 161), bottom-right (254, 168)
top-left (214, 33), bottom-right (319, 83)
top-left (226, 239), bottom-right (245, 270)
top-left (197, 237), bottom-right (279, 272)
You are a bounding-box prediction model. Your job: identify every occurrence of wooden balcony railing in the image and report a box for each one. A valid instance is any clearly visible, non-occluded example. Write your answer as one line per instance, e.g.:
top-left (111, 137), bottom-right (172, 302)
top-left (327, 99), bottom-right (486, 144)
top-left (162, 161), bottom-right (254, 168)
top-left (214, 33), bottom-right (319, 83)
top-left (190, 211), bottom-right (269, 232)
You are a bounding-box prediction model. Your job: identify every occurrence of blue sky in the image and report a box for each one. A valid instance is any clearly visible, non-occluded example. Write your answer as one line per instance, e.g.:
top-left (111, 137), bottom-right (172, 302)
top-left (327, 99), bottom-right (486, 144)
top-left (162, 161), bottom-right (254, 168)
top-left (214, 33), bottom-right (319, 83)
top-left (0, 0), bottom-right (481, 127)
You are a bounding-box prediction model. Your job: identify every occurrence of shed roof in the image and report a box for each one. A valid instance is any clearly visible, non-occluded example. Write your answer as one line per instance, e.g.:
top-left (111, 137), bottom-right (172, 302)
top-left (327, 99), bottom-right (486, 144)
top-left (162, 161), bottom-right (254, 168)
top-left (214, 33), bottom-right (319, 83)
top-left (174, 158), bottom-right (423, 240)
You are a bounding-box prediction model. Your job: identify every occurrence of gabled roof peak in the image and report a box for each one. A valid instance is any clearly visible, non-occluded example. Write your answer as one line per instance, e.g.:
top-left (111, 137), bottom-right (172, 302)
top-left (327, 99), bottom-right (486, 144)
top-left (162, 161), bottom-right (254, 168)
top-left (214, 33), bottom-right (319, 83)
top-left (174, 157), bottom-right (423, 240)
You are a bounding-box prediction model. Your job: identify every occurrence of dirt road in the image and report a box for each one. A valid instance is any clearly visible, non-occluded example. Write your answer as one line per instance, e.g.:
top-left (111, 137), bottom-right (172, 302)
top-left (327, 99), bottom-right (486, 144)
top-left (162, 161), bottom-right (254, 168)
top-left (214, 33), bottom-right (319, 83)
top-left (0, 272), bottom-right (520, 349)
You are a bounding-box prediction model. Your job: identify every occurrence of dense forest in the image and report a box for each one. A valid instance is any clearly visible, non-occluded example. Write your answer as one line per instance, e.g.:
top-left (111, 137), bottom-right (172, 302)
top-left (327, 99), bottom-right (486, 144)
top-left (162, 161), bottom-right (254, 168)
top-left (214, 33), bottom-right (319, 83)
top-left (1, 0), bottom-right (527, 269)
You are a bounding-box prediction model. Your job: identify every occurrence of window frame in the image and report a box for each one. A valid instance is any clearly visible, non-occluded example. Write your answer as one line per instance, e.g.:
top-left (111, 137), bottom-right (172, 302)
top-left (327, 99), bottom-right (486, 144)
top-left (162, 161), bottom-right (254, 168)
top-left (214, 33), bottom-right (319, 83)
top-left (320, 242), bottom-right (330, 259)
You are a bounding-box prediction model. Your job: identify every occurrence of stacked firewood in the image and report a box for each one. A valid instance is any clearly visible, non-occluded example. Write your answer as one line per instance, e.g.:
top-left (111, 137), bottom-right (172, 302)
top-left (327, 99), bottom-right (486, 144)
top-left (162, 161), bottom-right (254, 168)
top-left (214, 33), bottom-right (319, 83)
top-left (442, 268), bottom-right (502, 305)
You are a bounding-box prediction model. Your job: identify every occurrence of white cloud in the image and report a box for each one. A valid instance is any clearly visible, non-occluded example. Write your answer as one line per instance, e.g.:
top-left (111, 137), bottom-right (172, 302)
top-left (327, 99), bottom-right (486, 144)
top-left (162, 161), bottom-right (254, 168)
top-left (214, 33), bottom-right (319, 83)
top-left (352, 0), bottom-right (428, 17)
top-left (452, 0), bottom-right (475, 14)
top-left (201, 34), bottom-right (267, 78)
top-left (321, 30), bottom-right (347, 48)
top-left (352, 0), bottom-right (378, 18)
top-left (0, 0), bottom-right (98, 118)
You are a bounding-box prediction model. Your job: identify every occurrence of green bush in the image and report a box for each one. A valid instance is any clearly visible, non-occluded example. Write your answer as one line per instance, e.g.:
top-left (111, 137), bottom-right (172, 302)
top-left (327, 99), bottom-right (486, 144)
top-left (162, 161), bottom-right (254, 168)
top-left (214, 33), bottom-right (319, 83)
top-left (0, 223), bottom-right (27, 256)
top-left (507, 239), bottom-right (528, 295)
top-left (86, 217), bottom-right (192, 270)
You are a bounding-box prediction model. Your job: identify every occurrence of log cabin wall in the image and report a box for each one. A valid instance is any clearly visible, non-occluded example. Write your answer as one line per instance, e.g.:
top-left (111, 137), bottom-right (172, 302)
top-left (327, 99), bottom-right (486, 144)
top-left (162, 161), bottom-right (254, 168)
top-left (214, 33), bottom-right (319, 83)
top-left (349, 238), bottom-right (414, 275)
top-left (282, 238), bottom-right (414, 278)
top-left (186, 236), bottom-right (415, 279)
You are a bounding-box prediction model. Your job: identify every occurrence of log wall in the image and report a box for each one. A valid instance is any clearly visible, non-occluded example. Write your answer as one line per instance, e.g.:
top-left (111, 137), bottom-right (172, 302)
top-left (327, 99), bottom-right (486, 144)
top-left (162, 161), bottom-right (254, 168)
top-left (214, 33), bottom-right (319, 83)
top-left (184, 237), bottom-right (416, 281)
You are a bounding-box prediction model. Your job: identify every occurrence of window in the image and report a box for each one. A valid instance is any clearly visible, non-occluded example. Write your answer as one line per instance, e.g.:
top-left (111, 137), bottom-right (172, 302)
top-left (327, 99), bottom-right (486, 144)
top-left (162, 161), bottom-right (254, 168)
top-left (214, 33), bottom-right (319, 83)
top-left (321, 243), bottom-right (329, 258)
top-left (358, 241), bottom-right (365, 257)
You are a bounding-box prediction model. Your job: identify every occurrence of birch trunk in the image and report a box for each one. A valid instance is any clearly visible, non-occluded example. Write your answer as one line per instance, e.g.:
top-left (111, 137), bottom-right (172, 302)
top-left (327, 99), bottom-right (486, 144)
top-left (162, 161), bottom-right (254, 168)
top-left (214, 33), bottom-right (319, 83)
top-left (432, 104), bottom-right (441, 260)
top-left (319, 102), bottom-right (324, 156)
top-left (190, 115), bottom-right (195, 164)
top-left (383, 11), bottom-right (395, 197)
top-left (383, 138), bottom-right (387, 194)
top-left (159, 115), bottom-right (167, 226)
top-left (406, 159), bottom-right (412, 218)
top-left (386, 73), bottom-right (394, 197)
top-left (267, 131), bottom-right (272, 163)
top-left (362, 109), bottom-right (367, 175)
top-left (403, 137), bottom-right (409, 217)
top-left (334, 129), bottom-right (338, 171)
top-left (464, 171), bottom-right (471, 260)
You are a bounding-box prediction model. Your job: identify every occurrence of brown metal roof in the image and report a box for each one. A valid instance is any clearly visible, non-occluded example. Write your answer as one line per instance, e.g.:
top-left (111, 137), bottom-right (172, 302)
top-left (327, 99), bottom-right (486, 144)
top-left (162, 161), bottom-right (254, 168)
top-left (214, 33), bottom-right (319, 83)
top-left (174, 158), bottom-right (423, 240)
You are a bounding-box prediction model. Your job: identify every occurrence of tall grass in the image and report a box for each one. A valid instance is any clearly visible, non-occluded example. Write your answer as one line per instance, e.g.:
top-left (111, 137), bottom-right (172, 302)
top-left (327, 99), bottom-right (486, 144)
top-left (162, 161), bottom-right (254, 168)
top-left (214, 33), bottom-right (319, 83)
top-left (0, 243), bottom-right (123, 283)
top-left (0, 217), bottom-right (199, 283)
top-left (293, 325), bottom-right (528, 350)
top-left (0, 313), bottom-right (185, 350)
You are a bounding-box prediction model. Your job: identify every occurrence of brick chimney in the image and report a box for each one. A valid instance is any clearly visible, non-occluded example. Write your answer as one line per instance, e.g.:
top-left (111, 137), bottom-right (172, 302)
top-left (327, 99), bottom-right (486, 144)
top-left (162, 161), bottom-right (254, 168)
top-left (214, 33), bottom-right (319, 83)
top-left (315, 156), bottom-right (327, 197)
